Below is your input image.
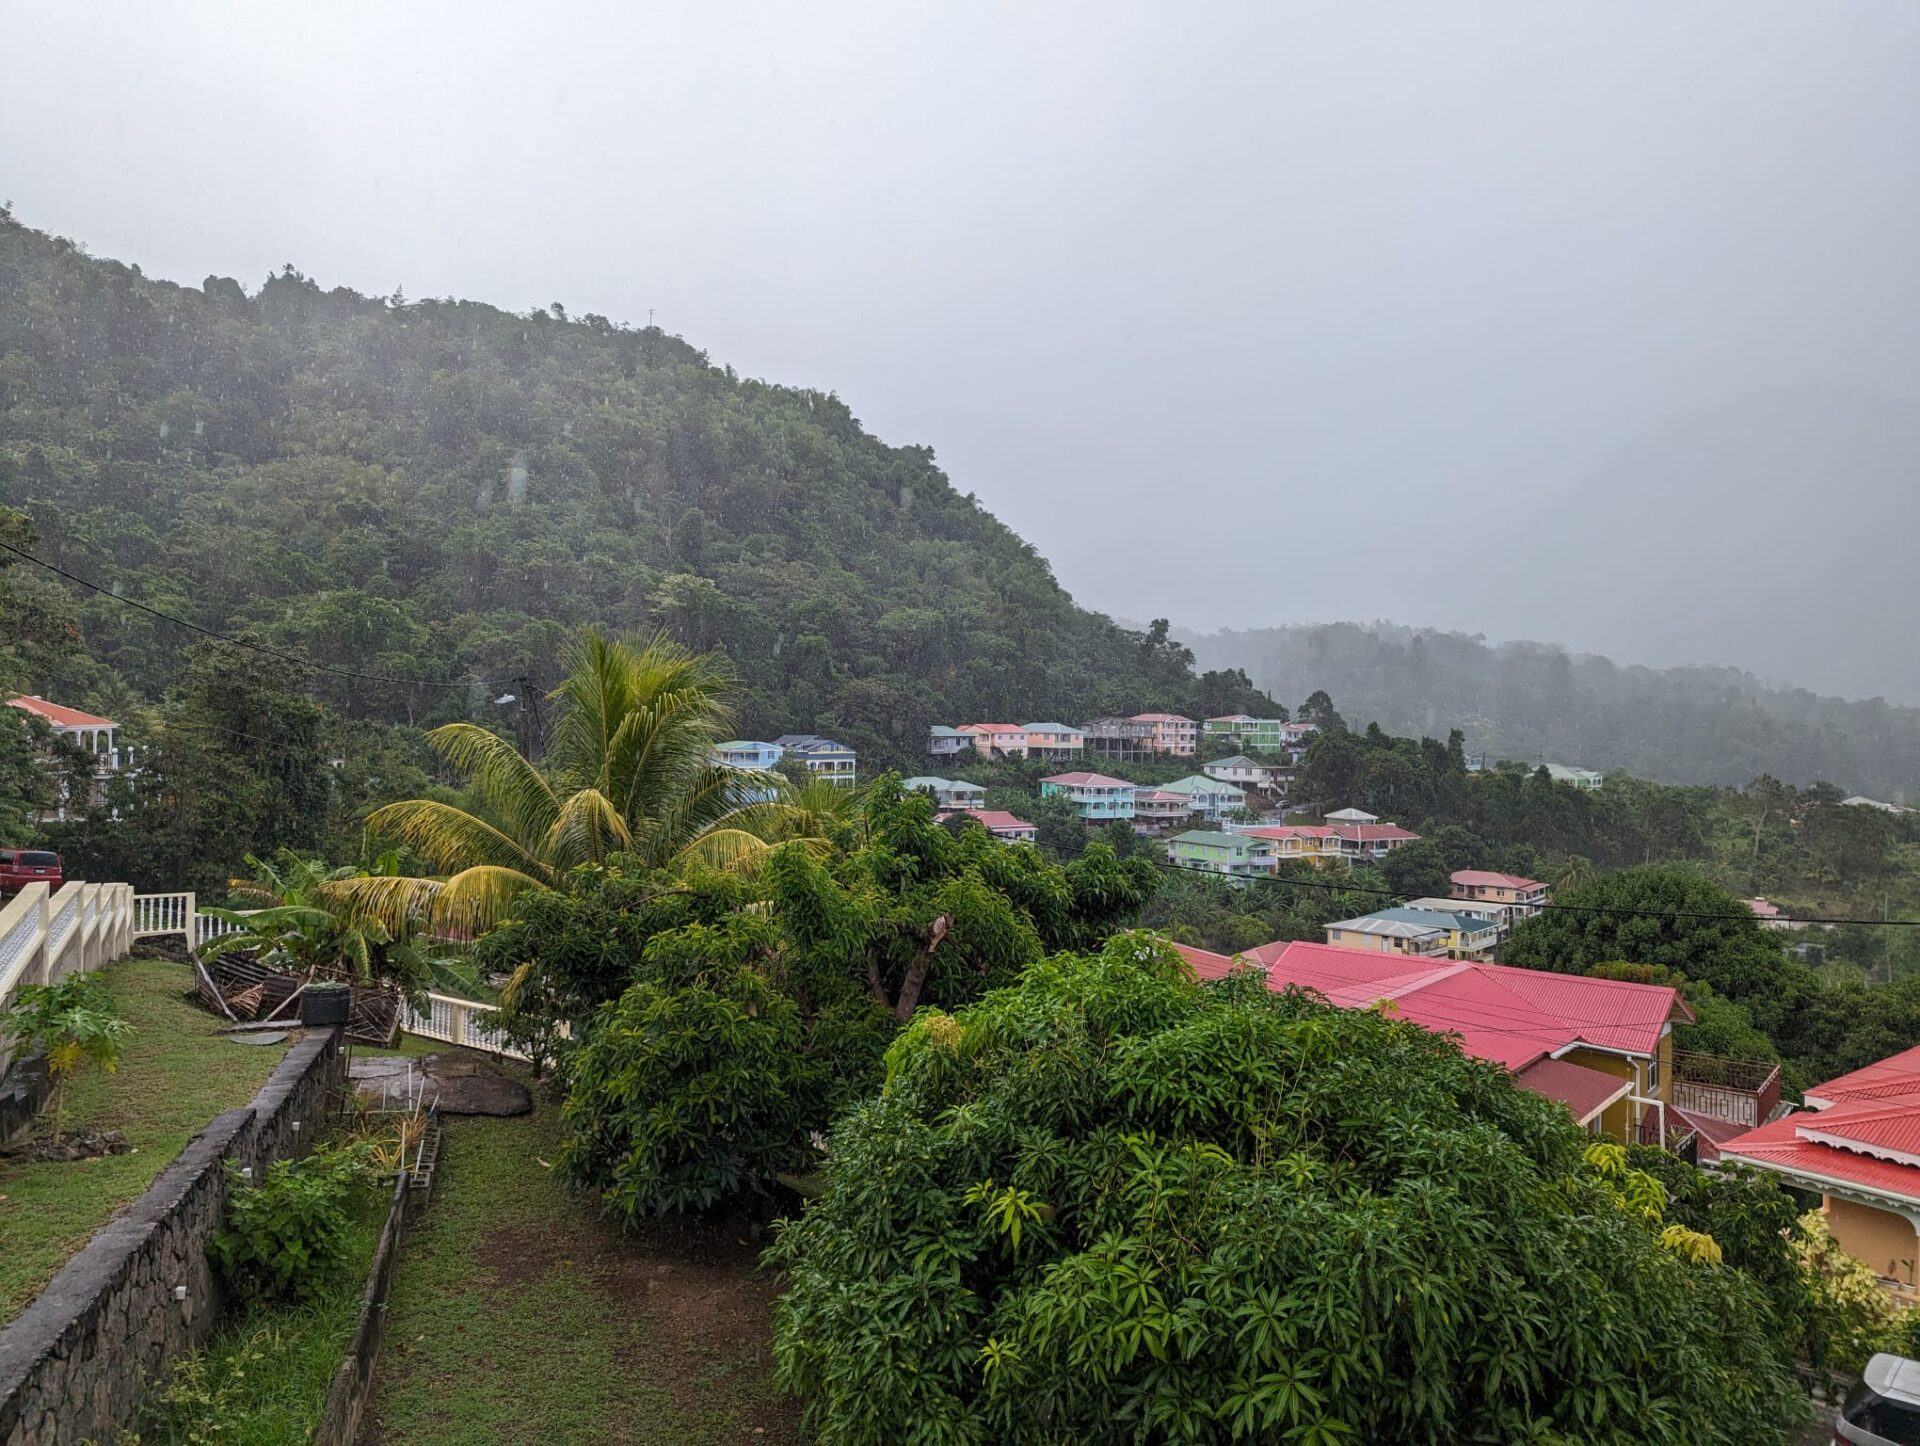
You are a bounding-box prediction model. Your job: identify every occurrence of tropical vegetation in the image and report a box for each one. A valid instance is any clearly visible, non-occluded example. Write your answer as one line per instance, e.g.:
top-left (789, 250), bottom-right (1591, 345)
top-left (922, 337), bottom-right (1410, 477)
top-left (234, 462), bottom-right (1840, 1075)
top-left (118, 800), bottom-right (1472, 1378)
top-left (1, 973), bottom-right (134, 1142)
top-left (767, 934), bottom-right (1805, 1444)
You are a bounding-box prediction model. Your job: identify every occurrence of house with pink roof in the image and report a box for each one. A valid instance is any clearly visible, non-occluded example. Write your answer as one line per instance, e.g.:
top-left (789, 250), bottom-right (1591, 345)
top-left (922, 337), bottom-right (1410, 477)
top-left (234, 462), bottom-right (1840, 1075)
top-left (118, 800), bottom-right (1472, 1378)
top-left (1129, 713), bottom-right (1197, 757)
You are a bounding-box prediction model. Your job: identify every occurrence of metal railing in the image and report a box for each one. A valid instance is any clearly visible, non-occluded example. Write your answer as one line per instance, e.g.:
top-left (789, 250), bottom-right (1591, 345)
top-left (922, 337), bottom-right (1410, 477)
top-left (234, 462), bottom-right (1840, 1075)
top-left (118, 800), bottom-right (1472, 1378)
top-left (0, 880), bottom-right (137, 1076)
top-left (1671, 1050), bottom-right (1784, 1129)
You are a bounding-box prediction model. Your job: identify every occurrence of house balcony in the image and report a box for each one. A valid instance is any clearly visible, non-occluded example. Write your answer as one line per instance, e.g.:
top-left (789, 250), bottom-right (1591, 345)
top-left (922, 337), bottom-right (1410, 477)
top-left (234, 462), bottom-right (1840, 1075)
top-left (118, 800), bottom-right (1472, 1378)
top-left (1669, 1051), bottom-right (1785, 1131)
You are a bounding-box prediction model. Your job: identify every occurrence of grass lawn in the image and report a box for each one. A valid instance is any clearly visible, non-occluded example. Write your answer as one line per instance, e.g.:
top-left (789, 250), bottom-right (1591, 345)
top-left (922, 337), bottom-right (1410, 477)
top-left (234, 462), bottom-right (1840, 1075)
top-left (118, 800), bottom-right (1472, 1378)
top-left (134, 1182), bottom-right (389, 1445)
top-left (370, 1086), bottom-right (800, 1445)
top-left (0, 954), bottom-right (293, 1321)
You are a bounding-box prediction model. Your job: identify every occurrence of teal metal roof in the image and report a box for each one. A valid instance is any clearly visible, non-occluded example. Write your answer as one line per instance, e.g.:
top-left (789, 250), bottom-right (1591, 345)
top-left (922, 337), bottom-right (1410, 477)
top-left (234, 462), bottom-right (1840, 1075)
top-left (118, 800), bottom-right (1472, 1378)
top-left (1163, 774), bottom-right (1245, 796)
top-left (1170, 830), bottom-right (1258, 848)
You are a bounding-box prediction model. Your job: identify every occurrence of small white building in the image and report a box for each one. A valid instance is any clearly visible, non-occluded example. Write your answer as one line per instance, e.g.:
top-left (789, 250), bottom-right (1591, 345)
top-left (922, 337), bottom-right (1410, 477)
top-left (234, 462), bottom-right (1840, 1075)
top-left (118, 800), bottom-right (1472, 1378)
top-left (1323, 807), bottom-right (1379, 826)
top-left (1203, 755), bottom-right (1287, 794)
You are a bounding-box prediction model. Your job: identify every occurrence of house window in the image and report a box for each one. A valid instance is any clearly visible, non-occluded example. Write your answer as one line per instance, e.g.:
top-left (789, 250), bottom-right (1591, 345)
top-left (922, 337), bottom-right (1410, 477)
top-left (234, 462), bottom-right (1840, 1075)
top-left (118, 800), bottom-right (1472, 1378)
top-left (1646, 1056), bottom-right (1659, 1091)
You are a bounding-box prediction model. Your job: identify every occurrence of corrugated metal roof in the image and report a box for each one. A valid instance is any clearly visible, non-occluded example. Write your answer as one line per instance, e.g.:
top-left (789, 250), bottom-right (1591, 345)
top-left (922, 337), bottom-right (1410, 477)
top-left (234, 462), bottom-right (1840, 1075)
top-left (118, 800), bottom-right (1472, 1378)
top-left (1041, 771), bottom-right (1132, 788)
top-left (1514, 1058), bottom-right (1634, 1124)
top-left (1806, 1044), bottom-right (1920, 1107)
top-left (1450, 870), bottom-right (1544, 891)
top-left (1721, 1112), bottom-right (1920, 1206)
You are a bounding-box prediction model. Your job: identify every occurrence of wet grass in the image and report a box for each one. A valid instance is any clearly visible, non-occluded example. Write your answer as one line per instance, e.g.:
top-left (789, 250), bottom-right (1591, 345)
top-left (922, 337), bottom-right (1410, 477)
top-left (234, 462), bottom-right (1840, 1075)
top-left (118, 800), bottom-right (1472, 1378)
top-left (370, 1088), bottom-right (799, 1445)
top-left (133, 1184), bottom-right (389, 1445)
top-left (0, 955), bottom-right (291, 1321)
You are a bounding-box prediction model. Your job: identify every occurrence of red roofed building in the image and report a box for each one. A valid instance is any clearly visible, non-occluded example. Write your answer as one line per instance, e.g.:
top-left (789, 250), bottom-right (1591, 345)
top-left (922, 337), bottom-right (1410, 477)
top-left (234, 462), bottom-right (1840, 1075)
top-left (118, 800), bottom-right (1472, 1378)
top-left (959, 723), bottom-right (1028, 759)
top-left (935, 808), bottom-right (1038, 844)
top-left (1132, 788), bottom-right (1199, 833)
top-left (6, 695), bottom-right (129, 822)
top-left (1449, 869), bottom-right (1549, 919)
top-left (1039, 772), bottom-right (1136, 823)
top-left (1746, 897), bottom-right (1793, 931)
top-left (1226, 822), bottom-right (1419, 861)
top-left (1233, 939), bottom-right (1696, 1147)
top-left (1722, 1046), bottom-right (1920, 1297)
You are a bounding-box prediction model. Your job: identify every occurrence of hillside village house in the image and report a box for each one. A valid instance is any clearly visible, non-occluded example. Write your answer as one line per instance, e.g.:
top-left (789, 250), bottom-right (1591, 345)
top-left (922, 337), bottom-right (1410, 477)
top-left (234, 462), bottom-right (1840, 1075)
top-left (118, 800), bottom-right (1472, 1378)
top-left (771, 734), bottom-right (858, 786)
top-left (1721, 1046), bottom-right (1920, 1301)
top-left (1405, 896), bottom-right (1515, 939)
top-left (1132, 789), bottom-right (1200, 832)
top-left (927, 725), bottom-right (974, 759)
top-left (7, 695), bottom-right (129, 821)
top-left (901, 777), bottom-right (987, 810)
top-left (1202, 715), bottom-right (1289, 751)
top-left (1202, 754), bottom-right (1286, 793)
top-left (1450, 869), bottom-right (1549, 920)
top-left (1130, 713), bottom-right (1198, 757)
top-left (714, 739), bottom-right (784, 769)
top-left (1328, 906), bottom-right (1501, 960)
top-left (1081, 716), bottom-right (1156, 763)
top-left (936, 808), bottom-right (1037, 843)
top-left (1232, 820), bottom-right (1423, 862)
top-left (1020, 722), bottom-right (1085, 759)
top-left (961, 723), bottom-right (1028, 759)
top-left (1545, 763), bottom-right (1605, 791)
top-left (1039, 771), bottom-right (1135, 822)
top-left (1167, 829), bottom-right (1276, 877)
top-left (1159, 774), bottom-right (1246, 822)
top-left (1747, 897), bottom-right (1794, 931)
top-left (1177, 939), bottom-right (1708, 1152)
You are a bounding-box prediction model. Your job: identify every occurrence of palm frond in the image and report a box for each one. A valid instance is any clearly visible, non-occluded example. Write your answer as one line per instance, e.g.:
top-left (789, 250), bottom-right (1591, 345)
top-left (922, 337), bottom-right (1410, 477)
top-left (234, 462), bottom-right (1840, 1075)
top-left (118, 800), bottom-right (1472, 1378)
top-left (361, 798), bottom-right (554, 880)
top-left (672, 827), bottom-right (773, 874)
top-left (421, 722), bottom-right (561, 849)
top-left (540, 788), bottom-right (637, 872)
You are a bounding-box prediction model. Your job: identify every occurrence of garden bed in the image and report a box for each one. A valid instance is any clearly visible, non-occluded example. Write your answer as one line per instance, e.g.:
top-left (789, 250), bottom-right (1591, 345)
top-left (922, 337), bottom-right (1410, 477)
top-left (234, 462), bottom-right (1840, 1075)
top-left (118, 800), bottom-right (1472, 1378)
top-left (367, 1083), bottom-right (799, 1444)
top-left (0, 954), bottom-right (293, 1321)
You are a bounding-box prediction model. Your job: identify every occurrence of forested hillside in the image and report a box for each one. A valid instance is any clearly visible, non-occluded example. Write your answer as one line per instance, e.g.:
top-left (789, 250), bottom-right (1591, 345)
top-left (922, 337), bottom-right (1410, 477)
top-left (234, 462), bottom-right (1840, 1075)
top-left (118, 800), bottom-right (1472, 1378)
top-left (1185, 621), bottom-right (1920, 800)
top-left (0, 210), bottom-right (1266, 766)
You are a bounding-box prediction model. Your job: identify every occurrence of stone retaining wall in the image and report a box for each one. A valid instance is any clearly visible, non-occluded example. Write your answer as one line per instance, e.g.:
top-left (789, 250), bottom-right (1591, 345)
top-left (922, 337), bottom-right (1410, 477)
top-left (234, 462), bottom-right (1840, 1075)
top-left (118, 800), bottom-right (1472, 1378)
top-left (313, 1169), bottom-right (413, 1446)
top-left (0, 1028), bottom-right (344, 1446)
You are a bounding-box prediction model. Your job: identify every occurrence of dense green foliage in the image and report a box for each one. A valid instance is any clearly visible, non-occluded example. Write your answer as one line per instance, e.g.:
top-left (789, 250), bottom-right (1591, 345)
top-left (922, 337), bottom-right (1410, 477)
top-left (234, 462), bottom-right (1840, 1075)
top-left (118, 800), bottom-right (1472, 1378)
top-left (1, 972), bottom-right (134, 1142)
top-left (1191, 620), bottom-right (1920, 798)
top-left (507, 780), bottom-right (1158, 1218)
top-left (0, 211), bottom-right (1266, 783)
top-left (211, 1146), bottom-right (371, 1301)
top-left (767, 935), bottom-right (1802, 1444)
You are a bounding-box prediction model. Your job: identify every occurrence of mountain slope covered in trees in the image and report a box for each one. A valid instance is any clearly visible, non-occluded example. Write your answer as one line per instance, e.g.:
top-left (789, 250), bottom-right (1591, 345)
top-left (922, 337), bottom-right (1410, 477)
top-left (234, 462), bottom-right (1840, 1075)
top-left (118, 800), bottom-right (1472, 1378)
top-left (1184, 621), bottom-right (1920, 800)
top-left (0, 210), bottom-right (1268, 766)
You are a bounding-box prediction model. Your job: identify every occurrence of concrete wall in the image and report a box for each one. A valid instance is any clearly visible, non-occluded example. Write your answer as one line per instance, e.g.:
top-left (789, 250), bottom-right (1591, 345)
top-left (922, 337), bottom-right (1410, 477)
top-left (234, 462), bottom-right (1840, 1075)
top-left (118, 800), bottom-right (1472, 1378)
top-left (1827, 1196), bottom-right (1920, 1282)
top-left (0, 1028), bottom-right (344, 1446)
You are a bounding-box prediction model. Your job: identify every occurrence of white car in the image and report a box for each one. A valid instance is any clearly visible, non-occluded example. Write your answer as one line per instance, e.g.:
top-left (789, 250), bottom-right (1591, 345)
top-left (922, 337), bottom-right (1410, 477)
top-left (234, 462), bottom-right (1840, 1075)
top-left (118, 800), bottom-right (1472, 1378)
top-left (1836, 1354), bottom-right (1920, 1444)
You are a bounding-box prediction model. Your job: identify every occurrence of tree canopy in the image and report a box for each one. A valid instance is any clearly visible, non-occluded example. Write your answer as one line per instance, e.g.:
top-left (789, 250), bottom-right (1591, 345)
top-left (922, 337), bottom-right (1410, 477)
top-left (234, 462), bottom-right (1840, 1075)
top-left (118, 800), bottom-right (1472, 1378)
top-left (767, 934), bottom-right (1803, 1445)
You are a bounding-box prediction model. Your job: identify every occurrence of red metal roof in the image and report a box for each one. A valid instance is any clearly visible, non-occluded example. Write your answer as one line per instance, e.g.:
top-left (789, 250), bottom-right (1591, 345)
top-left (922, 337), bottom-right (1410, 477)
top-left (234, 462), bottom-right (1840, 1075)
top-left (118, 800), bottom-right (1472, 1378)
top-left (1041, 771), bottom-right (1132, 788)
top-left (1252, 941), bottom-right (1689, 1067)
top-left (1514, 1058), bottom-right (1633, 1123)
top-left (936, 808), bottom-right (1034, 833)
top-left (1134, 789), bottom-right (1192, 804)
top-left (1172, 942), bottom-right (1239, 981)
top-left (7, 695), bottom-right (116, 729)
top-left (1338, 824), bottom-right (1420, 842)
top-left (965, 722), bottom-right (1024, 733)
top-left (1238, 825), bottom-right (1338, 841)
top-left (1671, 1107), bottom-right (1751, 1164)
top-left (1721, 1111), bottom-right (1920, 1206)
top-left (1450, 870), bottom-right (1545, 891)
top-left (1805, 1045), bottom-right (1920, 1107)
top-left (1747, 897), bottom-right (1782, 918)
top-left (1130, 713), bottom-right (1194, 723)
top-left (1799, 1105), bottom-right (1920, 1165)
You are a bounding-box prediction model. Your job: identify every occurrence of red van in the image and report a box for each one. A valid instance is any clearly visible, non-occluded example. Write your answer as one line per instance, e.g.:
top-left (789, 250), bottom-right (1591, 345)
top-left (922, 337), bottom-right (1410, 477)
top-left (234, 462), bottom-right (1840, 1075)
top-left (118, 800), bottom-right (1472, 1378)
top-left (0, 848), bottom-right (63, 895)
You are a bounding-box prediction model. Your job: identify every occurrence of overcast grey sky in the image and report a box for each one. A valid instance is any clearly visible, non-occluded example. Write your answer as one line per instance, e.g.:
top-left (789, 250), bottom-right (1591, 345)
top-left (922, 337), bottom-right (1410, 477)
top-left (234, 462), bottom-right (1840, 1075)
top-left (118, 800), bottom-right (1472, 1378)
top-left (4, 2), bottom-right (1918, 696)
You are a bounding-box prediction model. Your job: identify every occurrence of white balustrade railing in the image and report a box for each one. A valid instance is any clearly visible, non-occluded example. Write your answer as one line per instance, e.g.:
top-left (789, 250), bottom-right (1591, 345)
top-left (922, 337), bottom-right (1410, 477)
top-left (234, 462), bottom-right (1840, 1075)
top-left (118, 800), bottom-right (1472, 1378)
top-left (0, 880), bottom-right (137, 1077)
top-left (398, 992), bottom-right (528, 1060)
top-left (130, 893), bottom-right (256, 949)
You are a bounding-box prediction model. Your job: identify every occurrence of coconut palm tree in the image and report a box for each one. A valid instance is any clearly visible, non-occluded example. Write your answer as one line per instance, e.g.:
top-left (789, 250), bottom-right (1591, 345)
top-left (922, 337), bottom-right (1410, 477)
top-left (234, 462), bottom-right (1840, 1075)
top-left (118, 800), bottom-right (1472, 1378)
top-left (331, 630), bottom-right (798, 936)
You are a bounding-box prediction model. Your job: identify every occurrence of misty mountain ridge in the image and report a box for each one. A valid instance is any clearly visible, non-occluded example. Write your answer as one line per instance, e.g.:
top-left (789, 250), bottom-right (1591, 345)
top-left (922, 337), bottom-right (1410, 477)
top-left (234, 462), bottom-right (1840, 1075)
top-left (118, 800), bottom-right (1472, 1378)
top-left (1182, 618), bottom-right (1920, 801)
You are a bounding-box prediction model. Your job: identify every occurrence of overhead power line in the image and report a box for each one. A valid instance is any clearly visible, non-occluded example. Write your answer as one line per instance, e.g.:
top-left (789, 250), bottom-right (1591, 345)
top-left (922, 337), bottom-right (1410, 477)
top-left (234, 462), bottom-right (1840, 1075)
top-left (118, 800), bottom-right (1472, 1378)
top-left (0, 538), bottom-right (475, 691)
top-left (1150, 857), bottom-right (1920, 930)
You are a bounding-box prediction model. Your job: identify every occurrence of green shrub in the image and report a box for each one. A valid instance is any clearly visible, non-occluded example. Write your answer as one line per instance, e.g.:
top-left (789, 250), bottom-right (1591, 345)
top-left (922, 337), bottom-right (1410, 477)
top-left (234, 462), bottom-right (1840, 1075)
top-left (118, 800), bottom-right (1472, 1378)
top-left (767, 932), bottom-right (1805, 1445)
top-left (556, 966), bottom-right (818, 1219)
top-left (210, 1146), bottom-right (368, 1300)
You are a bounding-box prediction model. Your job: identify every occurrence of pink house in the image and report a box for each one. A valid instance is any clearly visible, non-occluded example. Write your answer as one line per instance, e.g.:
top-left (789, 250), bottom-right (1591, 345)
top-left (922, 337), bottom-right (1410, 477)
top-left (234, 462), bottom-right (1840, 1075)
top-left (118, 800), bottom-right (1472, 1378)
top-left (961, 723), bottom-right (1028, 759)
top-left (1130, 713), bottom-right (1197, 757)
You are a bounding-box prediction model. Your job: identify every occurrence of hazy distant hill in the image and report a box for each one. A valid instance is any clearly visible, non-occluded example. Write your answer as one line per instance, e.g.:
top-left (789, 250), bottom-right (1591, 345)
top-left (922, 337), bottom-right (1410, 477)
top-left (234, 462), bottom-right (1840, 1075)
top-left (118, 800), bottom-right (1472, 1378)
top-left (1184, 620), bottom-right (1920, 800)
top-left (1494, 386), bottom-right (1920, 704)
top-left (0, 211), bottom-right (1255, 762)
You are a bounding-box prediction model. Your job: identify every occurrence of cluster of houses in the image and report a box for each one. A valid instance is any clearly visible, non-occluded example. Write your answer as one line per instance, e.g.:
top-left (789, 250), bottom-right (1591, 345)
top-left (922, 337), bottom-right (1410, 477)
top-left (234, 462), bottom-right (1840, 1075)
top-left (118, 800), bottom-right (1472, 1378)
top-left (713, 734), bottom-right (859, 789)
top-left (930, 714), bottom-right (1320, 766)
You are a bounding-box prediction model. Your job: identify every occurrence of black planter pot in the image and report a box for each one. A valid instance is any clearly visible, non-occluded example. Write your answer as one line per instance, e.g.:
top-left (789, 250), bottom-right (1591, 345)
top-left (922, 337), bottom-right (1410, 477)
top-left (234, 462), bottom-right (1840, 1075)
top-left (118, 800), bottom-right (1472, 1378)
top-left (301, 984), bottom-right (351, 1027)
